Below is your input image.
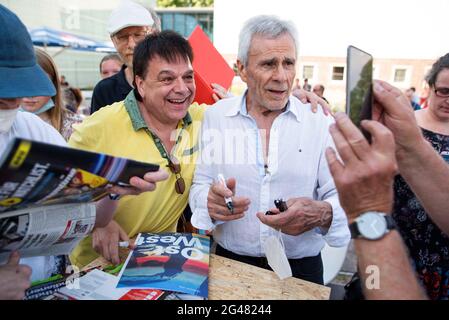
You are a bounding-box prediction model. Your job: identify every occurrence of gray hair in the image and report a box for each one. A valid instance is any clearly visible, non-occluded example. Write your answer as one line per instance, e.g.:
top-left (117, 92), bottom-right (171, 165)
top-left (238, 15), bottom-right (299, 66)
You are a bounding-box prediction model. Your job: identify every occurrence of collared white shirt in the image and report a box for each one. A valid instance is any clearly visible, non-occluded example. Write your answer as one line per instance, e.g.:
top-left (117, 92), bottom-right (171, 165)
top-left (189, 93), bottom-right (350, 259)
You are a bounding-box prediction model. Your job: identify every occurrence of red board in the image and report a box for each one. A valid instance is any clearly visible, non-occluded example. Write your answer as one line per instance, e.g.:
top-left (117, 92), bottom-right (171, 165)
top-left (188, 26), bottom-right (235, 105)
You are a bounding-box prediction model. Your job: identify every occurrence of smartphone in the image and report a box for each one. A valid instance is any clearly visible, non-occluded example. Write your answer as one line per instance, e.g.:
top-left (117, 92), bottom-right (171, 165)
top-left (346, 45), bottom-right (373, 141)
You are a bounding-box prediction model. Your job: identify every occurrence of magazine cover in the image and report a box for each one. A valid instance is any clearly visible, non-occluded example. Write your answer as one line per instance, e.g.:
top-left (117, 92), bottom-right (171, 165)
top-left (0, 138), bottom-right (159, 213)
top-left (117, 233), bottom-right (210, 298)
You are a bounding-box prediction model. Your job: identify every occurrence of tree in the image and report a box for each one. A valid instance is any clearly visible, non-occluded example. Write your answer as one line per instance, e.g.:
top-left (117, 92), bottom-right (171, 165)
top-left (157, 0), bottom-right (214, 7)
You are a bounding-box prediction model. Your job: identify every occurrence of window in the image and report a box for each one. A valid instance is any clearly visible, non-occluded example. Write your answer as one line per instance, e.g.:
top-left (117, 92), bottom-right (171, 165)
top-left (158, 11), bottom-right (214, 41)
top-left (302, 65), bottom-right (314, 80)
top-left (394, 68), bottom-right (407, 83)
top-left (332, 66), bottom-right (345, 81)
top-left (391, 66), bottom-right (412, 85)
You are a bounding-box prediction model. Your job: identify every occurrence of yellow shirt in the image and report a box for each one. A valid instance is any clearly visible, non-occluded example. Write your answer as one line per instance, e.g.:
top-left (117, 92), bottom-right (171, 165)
top-left (69, 92), bottom-right (205, 267)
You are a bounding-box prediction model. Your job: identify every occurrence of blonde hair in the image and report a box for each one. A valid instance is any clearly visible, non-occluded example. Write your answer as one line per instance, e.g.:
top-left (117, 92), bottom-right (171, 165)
top-left (34, 48), bottom-right (65, 133)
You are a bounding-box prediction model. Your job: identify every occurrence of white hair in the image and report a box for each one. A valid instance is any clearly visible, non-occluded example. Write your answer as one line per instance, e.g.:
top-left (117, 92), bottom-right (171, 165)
top-left (238, 15), bottom-right (299, 66)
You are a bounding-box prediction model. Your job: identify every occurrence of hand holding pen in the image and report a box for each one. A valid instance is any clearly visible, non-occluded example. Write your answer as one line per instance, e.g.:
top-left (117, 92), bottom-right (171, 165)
top-left (207, 175), bottom-right (251, 222)
top-left (217, 174), bottom-right (234, 213)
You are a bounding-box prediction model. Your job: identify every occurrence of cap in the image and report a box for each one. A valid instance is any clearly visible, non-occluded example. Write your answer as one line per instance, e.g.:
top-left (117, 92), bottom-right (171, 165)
top-left (107, 0), bottom-right (154, 36)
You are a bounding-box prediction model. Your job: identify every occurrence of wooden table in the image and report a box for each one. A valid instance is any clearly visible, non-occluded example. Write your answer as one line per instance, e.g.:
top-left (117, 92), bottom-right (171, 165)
top-left (83, 252), bottom-right (330, 300)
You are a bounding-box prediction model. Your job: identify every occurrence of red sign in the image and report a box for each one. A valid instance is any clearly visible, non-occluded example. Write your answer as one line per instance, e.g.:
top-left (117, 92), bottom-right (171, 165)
top-left (188, 26), bottom-right (235, 105)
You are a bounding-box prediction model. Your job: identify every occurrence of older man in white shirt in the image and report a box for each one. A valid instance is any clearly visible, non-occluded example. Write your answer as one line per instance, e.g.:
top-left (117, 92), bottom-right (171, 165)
top-left (189, 15), bottom-right (350, 284)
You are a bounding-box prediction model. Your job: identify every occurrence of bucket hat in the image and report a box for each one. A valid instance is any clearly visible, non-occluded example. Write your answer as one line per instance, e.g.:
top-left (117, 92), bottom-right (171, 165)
top-left (0, 5), bottom-right (56, 98)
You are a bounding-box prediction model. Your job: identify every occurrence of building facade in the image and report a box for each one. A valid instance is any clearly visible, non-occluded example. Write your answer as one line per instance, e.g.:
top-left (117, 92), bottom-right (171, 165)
top-left (0, 0), bottom-right (157, 89)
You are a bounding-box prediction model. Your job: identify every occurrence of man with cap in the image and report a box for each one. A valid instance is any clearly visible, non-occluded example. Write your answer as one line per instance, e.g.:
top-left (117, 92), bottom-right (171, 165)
top-left (90, 0), bottom-right (159, 114)
top-left (0, 4), bottom-right (168, 299)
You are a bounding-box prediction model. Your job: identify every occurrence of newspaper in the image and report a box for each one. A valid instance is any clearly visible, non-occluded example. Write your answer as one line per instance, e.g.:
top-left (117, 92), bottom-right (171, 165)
top-left (0, 203), bottom-right (96, 263)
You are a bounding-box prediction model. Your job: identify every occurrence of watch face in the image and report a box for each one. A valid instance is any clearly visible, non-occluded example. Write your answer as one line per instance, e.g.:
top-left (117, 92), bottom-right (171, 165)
top-left (357, 212), bottom-right (388, 240)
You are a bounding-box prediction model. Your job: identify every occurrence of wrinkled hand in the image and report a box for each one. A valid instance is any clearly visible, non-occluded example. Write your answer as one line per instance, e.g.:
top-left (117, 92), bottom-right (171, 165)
top-left (211, 83), bottom-right (233, 102)
top-left (257, 198), bottom-right (332, 236)
top-left (107, 169), bottom-right (169, 196)
top-left (292, 88), bottom-right (332, 115)
top-left (0, 251), bottom-right (32, 300)
top-left (372, 80), bottom-right (423, 156)
top-left (207, 177), bottom-right (250, 222)
top-left (325, 112), bottom-right (398, 223)
top-left (92, 220), bottom-right (134, 265)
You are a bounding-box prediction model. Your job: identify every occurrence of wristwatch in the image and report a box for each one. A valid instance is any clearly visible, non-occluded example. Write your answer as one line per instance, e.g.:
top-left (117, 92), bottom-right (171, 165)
top-left (349, 211), bottom-right (396, 240)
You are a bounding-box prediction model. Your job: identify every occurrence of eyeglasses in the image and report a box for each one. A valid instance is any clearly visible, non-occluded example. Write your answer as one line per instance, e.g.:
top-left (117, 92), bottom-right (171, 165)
top-left (114, 31), bottom-right (148, 44)
top-left (434, 87), bottom-right (449, 98)
top-left (167, 158), bottom-right (185, 195)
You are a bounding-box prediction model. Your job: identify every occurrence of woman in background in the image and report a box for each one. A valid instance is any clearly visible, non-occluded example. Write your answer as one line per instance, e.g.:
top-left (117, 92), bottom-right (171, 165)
top-left (393, 53), bottom-right (449, 300)
top-left (21, 48), bottom-right (82, 140)
top-left (99, 53), bottom-right (123, 79)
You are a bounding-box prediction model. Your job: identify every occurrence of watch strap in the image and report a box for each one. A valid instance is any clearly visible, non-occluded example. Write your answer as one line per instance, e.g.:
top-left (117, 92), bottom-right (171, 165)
top-left (385, 214), bottom-right (397, 231)
top-left (349, 221), bottom-right (360, 238)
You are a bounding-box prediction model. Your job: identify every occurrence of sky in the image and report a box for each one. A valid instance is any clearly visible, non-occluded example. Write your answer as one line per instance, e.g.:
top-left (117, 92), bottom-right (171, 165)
top-left (214, 0), bottom-right (448, 59)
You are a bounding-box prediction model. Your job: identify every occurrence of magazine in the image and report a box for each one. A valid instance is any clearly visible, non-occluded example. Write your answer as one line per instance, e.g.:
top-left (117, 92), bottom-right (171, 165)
top-left (45, 269), bottom-right (204, 300)
top-left (0, 203), bottom-right (96, 263)
top-left (0, 137), bottom-right (160, 214)
top-left (117, 233), bottom-right (210, 298)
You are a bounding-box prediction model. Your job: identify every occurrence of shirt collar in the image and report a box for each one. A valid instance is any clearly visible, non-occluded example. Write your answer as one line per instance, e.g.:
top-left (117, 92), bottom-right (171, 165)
top-left (224, 92), bottom-right (247, 117)
top-left (124, 91), bottom-right (192, 132)
top-left (225, 89), bottom-right (301, 122)
top-left (118, 64), bottom-right (132, 90)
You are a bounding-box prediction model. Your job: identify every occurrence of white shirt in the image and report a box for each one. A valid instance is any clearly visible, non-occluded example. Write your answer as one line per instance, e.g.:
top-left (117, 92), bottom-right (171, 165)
top-left (189, 93), bottom-right (350, 259)
top-left (0, 111), bottom-right (66, 153)
top-left (1, 111), bottom-right (66, 281)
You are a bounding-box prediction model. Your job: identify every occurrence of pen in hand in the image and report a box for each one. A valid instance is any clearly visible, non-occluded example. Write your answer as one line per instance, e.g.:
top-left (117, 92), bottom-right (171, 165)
top-left (118, 241), bottom-right (129, 248)
top-left (217, 173), bottom-right (234, 214)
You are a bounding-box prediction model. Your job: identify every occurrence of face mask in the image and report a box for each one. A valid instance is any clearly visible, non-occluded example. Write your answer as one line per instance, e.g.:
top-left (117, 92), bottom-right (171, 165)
top-left (32, 98), bottom-right (55, 115)
top-left (0, 107), bottom-right (19, 133)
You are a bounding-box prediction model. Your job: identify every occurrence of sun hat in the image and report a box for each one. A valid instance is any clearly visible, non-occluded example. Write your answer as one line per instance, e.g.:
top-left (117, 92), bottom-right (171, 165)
top-left (0, 5), bottom-right (56, 98)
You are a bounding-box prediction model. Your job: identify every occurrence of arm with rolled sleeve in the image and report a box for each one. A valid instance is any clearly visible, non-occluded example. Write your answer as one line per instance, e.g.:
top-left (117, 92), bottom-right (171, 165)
top-left (315, 125), bottom-right (351, 247)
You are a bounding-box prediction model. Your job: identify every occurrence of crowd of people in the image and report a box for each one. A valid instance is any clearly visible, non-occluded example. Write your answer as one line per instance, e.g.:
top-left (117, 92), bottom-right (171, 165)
top-left (1, 0), bottom-right (449, 301)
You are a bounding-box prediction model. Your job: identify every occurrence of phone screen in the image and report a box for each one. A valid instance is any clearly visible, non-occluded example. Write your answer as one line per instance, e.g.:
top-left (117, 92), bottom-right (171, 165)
top-left (346, 45), bottom-right (373, 140)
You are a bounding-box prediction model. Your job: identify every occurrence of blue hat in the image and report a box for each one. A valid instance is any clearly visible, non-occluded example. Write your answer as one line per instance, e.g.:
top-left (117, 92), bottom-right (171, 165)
top-left (0, 5), bottom-right (56, 98)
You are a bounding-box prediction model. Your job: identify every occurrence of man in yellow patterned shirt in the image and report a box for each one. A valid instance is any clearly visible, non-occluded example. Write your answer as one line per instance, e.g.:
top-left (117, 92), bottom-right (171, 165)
top-left (69, 31), bottom-right (205, 267)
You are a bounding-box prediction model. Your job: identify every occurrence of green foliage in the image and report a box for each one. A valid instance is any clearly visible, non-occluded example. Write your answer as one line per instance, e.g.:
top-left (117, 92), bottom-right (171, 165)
top-left (157, 0), bottom-right (214, 7)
